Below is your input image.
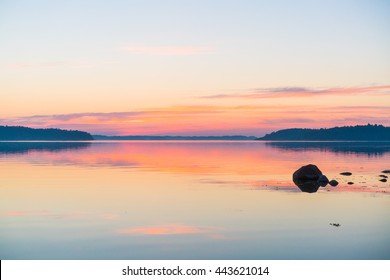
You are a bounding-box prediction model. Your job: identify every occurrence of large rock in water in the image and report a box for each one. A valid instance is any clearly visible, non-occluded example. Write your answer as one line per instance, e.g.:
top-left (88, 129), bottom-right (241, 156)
top-left (293, 164), bottom-right (322, 181)
top-left (292, 164), bottom-right (323, 193)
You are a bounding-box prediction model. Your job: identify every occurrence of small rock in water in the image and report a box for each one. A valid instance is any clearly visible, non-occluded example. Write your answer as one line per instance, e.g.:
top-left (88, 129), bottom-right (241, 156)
top-left (347, 182), bottom-right (354, 185)
top-left (382, 170), bottom-right (390, 174)
top-left (318, 175), bottom-right (329, 187)
top-left (340, 172), bottom-right (352, 176)
top-left (379, 175), bottom-right (388, 178)
top-left (329, 180), bottom-right (339, 187)
top-left (330, 223), bottom-right (340, 227)
top-left (379, 179), bottom-right (387, 183)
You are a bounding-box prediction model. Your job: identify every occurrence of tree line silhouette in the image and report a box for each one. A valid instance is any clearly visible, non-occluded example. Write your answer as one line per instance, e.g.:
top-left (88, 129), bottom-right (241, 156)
top-left (258, 124), bottom-right (390, 141)
top-left (0, 126), bottom-right (93, 140)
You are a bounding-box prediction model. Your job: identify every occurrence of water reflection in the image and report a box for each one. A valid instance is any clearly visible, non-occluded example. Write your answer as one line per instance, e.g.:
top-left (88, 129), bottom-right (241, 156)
top-left (1, 141), bottom-right (388, 194)
top-left (265, 141), bottom-right (390, 156)
top-left (0, 141), bottom-right (91, 154)
top-left (0, 141), bottom-right (389, 259)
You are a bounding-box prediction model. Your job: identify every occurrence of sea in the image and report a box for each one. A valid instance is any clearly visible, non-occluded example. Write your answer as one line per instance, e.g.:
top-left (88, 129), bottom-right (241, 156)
top-left (0, 141), bottom-right (389, 259)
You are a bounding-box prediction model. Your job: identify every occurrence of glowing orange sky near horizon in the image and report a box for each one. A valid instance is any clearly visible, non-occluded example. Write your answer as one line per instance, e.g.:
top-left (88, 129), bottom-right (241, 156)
top-left (2, 98), bottom-right (390, 136)
top-left (1, 1), bottom-right (390, 136)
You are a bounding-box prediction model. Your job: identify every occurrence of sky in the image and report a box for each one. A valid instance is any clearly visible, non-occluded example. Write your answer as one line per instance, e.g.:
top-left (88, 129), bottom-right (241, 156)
top-left (1, 0), bottom-right (389, 136)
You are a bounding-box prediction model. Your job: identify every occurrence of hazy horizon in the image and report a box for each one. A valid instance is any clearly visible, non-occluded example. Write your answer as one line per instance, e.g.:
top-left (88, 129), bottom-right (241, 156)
top-left (3, 123), bottom-right (390, 138)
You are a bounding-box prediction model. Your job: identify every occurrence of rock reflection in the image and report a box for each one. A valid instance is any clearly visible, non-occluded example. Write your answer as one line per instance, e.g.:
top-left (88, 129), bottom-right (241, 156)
top-left (292, 164), bottom-right (331, 193)
top-left (293, 179), bottom-right (321, 193)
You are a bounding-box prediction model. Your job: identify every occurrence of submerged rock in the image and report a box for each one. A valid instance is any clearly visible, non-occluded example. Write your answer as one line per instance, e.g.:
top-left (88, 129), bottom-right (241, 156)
top-left (340, 172), bottom-right (352, 176)
top-left (329, 180), bottom-right (339, 187)
top-left (379, 178), bottom-right (387, 183)
top-left (318, 175), bottom-right (329, 187)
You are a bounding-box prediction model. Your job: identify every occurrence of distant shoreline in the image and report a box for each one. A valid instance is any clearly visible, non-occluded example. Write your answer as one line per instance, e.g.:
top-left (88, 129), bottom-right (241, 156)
top-left (257, 124), bottom-right (390, 141)
top-left (2, 139), bottom-right (390, 142)
top-left (92, 135), bottom-right (257, 141)
top-left (2, 124), bottom-right (390, 141)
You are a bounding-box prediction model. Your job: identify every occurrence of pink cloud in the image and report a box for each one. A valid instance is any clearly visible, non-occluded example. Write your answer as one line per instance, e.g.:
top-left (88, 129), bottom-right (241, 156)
top-left (117, 224), bottom-right (217, 236)
top-left (1, 211), bottom-right (49, 217)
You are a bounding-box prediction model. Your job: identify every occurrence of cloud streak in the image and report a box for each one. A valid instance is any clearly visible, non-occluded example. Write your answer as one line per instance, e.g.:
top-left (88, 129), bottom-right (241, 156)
top-left (1, 210), bottom-right (119, 220)
top-left (121, 45), bottom-right (213, 56)
top-left (201, 85), bottom-right (390, 99)
top-left (6, 62), bottom-right (63, 69)
top-left (116, 224), bottom-right (218, 236)
top-left (4, 60), bottom-right (120, 70)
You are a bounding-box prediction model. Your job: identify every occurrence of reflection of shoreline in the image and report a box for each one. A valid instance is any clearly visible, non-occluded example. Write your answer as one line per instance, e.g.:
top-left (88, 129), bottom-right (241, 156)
top-left (265, 141), bottom-right (390, 156)
top-left (0, 141), bottom-right (92, 154)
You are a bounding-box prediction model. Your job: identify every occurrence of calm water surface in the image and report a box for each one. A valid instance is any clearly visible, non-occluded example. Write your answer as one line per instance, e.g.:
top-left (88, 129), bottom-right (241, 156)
top-left (1, 141), bottom-right (389, 259)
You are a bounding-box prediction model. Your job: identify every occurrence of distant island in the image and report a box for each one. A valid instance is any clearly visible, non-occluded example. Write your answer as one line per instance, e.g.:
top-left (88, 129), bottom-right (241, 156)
top-left (0, 126), bottom-right (93, 141)
top-left (93, 135), bottom-right (257, 140)
top-left (258, 124), bottom-right (390, 141)
top-left (3, 124), bottom-right (390, 141)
